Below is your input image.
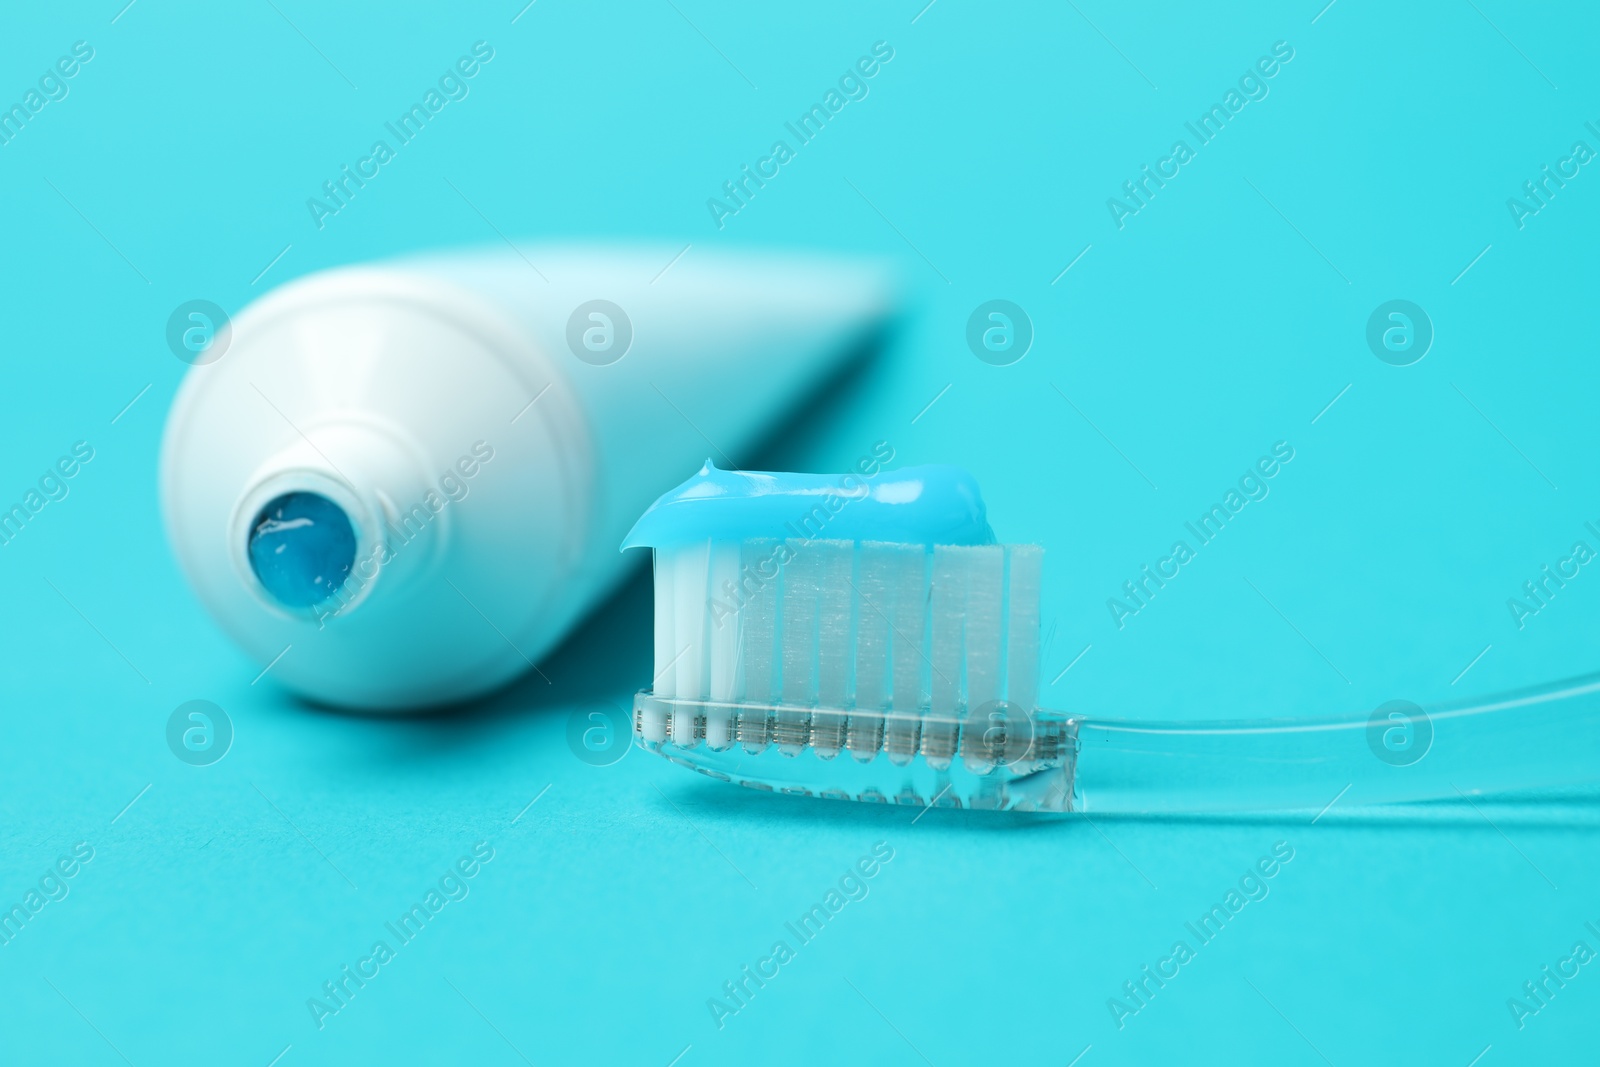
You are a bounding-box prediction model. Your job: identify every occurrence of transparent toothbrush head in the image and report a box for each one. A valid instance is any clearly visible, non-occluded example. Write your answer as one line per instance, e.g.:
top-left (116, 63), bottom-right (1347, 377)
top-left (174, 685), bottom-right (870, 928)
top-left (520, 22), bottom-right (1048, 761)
top-left (633, 693), bottom-right (1078, 812)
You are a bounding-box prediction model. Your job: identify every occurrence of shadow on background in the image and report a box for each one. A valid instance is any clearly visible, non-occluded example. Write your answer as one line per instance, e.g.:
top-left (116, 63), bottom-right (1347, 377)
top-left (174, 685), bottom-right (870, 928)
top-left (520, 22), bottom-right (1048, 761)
top-left (644, 764), bottom-right (1600, 832)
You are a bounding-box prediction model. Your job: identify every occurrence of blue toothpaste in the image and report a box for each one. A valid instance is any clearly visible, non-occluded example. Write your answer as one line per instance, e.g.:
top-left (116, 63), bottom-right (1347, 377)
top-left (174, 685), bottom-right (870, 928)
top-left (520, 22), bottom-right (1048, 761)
top-left (621, 460), bottom-right (996, 549)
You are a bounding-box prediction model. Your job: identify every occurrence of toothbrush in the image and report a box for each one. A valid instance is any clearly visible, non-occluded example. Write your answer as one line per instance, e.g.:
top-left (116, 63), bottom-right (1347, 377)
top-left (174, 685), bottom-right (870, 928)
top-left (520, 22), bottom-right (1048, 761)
top-left (623, 462), bottom-right (1600, 814)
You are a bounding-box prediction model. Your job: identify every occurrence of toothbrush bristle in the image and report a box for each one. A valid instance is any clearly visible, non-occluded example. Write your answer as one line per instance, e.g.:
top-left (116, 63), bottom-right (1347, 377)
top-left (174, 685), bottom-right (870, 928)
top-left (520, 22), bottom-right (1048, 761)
top-left (643, 538), bottom-right (1042, 759)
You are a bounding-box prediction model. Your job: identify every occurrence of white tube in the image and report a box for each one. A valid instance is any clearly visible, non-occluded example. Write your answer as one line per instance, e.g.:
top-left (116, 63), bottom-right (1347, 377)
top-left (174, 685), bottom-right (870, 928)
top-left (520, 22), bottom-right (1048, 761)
top-left (159, 244), bottom-right (895, 710)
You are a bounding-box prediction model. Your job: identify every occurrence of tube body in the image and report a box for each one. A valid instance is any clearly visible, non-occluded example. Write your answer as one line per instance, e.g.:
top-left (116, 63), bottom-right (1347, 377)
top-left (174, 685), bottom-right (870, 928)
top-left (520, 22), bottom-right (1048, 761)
top-left (160, 245), bottom-right (894, 709)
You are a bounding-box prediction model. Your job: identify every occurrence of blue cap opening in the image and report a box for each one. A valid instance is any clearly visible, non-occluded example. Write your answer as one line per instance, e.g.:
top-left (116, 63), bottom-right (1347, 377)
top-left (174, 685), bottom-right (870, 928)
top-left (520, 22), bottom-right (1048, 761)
top-left (247, 491), bottom-right (357, 609)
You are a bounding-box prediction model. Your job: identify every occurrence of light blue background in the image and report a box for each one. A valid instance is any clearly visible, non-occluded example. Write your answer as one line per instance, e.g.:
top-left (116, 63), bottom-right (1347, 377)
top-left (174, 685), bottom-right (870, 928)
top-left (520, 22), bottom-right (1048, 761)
top-left (2, 0), bottom-right (1596, 1063)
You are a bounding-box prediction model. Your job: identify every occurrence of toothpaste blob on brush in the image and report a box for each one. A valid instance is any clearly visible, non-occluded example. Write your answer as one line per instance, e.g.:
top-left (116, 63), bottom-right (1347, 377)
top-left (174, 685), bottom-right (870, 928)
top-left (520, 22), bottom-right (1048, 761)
top-left (620, 461), bottom-right (999, 548)
top-left (621, 461), bottom-right (1076, 813)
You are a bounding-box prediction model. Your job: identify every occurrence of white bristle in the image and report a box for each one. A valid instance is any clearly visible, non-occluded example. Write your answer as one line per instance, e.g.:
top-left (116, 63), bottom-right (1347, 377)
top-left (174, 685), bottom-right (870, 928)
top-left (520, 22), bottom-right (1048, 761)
top-left (738, 539), bottom-right (777, 705)
top-left (647, 537), bottom-right (1043, 760)
top-left (707, 541), bottom-right (742, 700)
top-left (779, 540), bottom-right (821, 707)
top-left (671, 544), bottom-right (710, 708)
top-left (883, 543), bottom-right (926, 766)
top-left (814, 545), bottom-right (853, 759)
top-left (1005, 545), bottom-right (1042, 713)
top-left (885, 543), bottom-right (926, 713)
top-left (929, 547), bottom-right (965, 716)
top-left (850, 543), bottom-right (891, 761)
top-left (963, 546), bottom-right (1005, 709)
top-left (642, 550), bottom-right (675, 745)
top-left (777, 540), bottom-right (822, 754)
top-left (925, 547), bottom-right (966, 769)
top-left (651, 550), bottom-right (676, 700)
top-left (705, 541), bottom-right (742, 750)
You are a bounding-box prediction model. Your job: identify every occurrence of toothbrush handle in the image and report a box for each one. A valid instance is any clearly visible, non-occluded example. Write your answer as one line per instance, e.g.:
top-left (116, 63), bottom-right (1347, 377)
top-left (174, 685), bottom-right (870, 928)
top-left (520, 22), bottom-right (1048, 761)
top-left (1072, 673), bottom-right (1600, 814)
